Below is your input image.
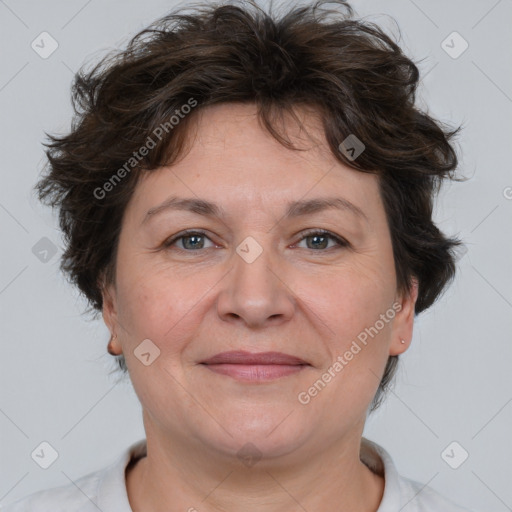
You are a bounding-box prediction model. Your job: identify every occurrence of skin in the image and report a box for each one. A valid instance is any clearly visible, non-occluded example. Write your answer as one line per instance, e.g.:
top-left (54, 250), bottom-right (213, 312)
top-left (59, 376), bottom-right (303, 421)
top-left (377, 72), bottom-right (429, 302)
top-left (102, 102), bottom-right (418, 512)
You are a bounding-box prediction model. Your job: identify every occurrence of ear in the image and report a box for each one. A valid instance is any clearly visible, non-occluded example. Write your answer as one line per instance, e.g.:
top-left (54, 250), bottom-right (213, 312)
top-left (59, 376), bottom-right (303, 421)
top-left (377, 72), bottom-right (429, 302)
top-left (388, 278), bottom-right (419, 356)
top-left (99, 273), bottom-right (122, 355)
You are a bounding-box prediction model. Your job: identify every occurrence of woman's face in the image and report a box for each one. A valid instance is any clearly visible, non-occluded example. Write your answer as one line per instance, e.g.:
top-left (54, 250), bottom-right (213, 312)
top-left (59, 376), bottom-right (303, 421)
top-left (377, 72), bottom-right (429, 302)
top-left (102, 102), bottom-right (416, 461)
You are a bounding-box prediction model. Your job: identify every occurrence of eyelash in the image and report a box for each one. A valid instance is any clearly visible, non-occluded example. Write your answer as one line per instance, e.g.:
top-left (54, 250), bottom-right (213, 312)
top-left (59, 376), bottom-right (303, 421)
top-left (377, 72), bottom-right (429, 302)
top-left (162, 228), bottom-right (350, 252)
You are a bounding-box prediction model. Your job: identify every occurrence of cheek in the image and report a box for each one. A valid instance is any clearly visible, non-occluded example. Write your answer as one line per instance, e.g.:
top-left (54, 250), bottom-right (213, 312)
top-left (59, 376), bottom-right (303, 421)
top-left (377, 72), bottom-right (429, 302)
top-left (301, 260), bottom-right (395, 341)
top-left (298, 272), bottom-right (394, 420)
top-left (115, 259), bottom-right (211, 350)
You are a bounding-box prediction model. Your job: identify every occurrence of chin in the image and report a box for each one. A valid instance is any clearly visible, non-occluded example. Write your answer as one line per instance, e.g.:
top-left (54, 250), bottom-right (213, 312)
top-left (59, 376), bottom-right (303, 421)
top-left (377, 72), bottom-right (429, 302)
top-left (192, 411), bottom-right (313, 462)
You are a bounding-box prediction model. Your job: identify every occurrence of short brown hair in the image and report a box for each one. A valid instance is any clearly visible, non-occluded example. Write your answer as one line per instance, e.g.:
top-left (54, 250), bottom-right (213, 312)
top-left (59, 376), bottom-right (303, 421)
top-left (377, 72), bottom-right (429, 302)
top-left (36, 0), bottom-right (462, 411)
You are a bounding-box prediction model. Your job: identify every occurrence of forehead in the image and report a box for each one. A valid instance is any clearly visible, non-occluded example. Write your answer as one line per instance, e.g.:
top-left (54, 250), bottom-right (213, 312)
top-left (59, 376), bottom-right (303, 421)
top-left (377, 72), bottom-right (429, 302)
top-left (128, 102), bottom-right (383, 223)
top-left (186, 102), bottom-right (339, 169)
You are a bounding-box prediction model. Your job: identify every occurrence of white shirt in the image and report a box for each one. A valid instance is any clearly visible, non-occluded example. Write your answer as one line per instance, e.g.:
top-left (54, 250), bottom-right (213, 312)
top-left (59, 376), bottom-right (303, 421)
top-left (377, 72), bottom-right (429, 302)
top-left (2, 437), bottom-right (474, 511)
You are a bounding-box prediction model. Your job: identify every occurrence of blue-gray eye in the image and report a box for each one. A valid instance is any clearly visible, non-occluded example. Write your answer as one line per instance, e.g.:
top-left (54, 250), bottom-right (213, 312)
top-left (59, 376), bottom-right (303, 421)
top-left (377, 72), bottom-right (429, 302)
top-left (163, 230), bottom-right (214, 250)
top-left (296, 230), bottom-right (348, 250)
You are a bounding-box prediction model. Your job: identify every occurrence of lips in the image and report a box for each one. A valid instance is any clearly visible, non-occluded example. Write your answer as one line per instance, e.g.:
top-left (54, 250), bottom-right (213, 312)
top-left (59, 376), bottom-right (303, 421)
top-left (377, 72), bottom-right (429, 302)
top-left (201, 350), bottom-right (308, 366)
top-left (200, 351), bottom-right (310, 381)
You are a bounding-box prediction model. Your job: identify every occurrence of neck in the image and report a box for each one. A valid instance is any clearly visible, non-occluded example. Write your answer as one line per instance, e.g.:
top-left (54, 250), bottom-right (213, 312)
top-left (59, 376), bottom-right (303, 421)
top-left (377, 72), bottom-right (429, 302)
top-left (126, 425), bottom-right (384, 512)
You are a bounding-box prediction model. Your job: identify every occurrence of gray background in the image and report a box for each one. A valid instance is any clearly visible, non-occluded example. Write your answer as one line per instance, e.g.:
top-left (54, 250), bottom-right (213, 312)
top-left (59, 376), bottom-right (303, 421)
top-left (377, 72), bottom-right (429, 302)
top-left (1, 0), bottom-right (511, 510)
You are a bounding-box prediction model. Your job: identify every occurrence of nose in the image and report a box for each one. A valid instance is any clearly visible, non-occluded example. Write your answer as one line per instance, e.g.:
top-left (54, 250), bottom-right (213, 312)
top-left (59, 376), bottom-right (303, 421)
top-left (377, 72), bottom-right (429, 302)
top-left (216, 239), bottom-right (296, 328)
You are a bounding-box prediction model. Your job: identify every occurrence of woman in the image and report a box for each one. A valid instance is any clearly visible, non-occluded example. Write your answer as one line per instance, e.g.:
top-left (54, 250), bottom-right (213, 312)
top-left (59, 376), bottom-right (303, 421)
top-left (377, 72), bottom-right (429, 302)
top-left (4, 1), bottom-right (473, 510)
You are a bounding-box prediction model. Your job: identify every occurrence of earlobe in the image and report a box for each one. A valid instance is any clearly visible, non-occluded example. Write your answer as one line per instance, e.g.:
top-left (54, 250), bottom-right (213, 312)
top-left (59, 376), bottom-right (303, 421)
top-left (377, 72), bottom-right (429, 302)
top-left (107, 333), bottom-right (123, 355)
top-left (389, 278), bottom-right (419, 356)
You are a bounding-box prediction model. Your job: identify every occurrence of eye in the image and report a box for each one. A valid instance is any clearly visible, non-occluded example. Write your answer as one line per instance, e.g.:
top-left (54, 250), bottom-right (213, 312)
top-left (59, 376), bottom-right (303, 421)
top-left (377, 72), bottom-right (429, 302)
top-left (162, 230), bottom-right (216, 251)
top-left (162, 229), bottom-right (349, 253)
top-left (294, 229), bottom-right (349, 251)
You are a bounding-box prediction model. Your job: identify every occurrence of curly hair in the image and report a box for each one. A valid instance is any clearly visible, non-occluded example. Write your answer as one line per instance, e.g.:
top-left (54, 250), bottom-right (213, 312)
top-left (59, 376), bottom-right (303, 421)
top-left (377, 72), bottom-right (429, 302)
top-left (35, 0), bottom-right (462, 411)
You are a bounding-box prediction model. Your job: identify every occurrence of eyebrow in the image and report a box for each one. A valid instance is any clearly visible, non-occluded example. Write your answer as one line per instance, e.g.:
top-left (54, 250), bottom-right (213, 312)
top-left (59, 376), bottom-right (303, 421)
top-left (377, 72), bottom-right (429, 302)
top-left (142, 195), bottom-right (368, 225)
